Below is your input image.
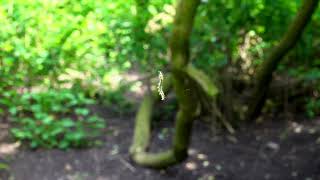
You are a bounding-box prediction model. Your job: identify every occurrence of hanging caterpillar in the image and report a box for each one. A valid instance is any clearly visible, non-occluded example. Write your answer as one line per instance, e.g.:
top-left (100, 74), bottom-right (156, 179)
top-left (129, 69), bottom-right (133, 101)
top-left (157, 71), bottom-right (165, 100)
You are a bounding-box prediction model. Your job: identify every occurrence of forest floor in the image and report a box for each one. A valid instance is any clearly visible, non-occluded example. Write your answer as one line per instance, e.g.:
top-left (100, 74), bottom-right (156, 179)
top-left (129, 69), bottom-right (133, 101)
top-left (1, 105), bottom-right (320, 180)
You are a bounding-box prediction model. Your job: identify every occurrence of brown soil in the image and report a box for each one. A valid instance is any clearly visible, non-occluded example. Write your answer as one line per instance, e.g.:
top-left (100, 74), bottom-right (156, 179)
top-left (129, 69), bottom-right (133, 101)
top-left (1, 105), bottom-right (320, 180)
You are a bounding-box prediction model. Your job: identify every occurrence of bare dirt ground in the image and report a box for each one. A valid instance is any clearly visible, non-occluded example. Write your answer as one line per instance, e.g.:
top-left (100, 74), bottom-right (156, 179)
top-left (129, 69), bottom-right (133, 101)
top-left (1, 105), bottom-right (320, 180)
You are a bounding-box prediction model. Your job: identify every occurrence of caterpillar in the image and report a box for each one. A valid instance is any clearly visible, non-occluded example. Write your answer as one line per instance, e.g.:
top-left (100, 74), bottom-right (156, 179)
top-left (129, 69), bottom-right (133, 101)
top-left (157, 71), bottom-right (165, 100)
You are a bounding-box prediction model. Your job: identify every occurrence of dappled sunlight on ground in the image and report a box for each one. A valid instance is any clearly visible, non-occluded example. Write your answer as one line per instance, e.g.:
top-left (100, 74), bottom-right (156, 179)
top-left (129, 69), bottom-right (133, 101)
top-left (0, 142), bottom-right (20, 156)
top-left (0, 122), bottom-right (19, 156)
top-left (1, 111), bottom-right (320, 180)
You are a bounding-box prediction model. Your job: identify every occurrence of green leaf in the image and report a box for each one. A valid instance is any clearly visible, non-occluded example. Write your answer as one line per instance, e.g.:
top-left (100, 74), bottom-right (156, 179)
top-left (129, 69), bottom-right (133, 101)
top-left (0, 163), bottom-right (9, 170)
top-left (43, 116), bottom-right (54, 124)
top-left (61, 118), bottom-right (75, 128)
top-left (75, 108), bottom-right (90, 116)
top-left (59, 140), bottom-right (70, 149)
top-left (30, 141), bottom-right (39, 148)
top-left (9, 107), bottom-right (18, 115)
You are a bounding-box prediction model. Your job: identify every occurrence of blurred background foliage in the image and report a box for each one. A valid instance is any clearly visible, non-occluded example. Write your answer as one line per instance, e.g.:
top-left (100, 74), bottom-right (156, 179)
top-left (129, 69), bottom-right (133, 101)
top-left (0, 0), bottom-right (319, 148)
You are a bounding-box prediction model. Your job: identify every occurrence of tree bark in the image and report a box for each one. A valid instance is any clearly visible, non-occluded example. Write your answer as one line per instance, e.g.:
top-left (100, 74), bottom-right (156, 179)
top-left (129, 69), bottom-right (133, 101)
top-left (246, 0), bottom-right (319, 121)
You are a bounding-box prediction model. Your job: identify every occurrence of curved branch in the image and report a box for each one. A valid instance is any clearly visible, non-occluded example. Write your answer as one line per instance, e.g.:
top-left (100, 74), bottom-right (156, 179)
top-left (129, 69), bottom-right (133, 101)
top-left (184, 64), bottom-right (218, 98)
top-left (130, 74), bottom-right (173, 155)
top-left (247, 0), bottom-right (319, 121)
top-left (130, 0), bottom-right (200, 168)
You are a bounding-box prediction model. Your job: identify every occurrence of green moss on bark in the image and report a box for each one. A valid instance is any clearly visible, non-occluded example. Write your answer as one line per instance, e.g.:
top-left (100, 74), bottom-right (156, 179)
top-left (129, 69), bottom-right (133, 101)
top-left (129, 0), bottom-right (201, 168)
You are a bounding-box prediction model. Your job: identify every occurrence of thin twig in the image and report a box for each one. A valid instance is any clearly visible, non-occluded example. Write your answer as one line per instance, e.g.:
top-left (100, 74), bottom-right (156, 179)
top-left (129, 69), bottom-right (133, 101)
top-left (119, 157), bottom-right (136, 172)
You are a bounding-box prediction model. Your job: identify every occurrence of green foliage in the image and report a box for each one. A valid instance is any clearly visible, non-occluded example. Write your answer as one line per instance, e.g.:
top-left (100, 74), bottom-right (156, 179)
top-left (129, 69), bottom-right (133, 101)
top-left (304, 80), bottom-right (320, 118)
top-left (287, 63), bottom-right (320, 118)
top-left (306, 98), bottom-right (320, 118)
top-left (193, 0), bottom-right (320, 73)
top-left (10, 89), bottom-right (105, 149)
top-left (0, 163), bottom-right (9, 170)
top-left (0, 0), bottom-right (143, 96)
top-left (0, 0), bottom-right (174, 96)
top-left (0, 0), bottom-right (176, 149)
top-left (102, 87), bottom-right (134, 114)
top-left (0, 0), bottom-right (320, 151)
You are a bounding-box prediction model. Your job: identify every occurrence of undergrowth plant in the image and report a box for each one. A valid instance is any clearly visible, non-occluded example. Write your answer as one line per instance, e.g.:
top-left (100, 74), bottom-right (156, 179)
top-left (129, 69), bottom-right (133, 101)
top-left (9, 89), bottom-right (105, 149)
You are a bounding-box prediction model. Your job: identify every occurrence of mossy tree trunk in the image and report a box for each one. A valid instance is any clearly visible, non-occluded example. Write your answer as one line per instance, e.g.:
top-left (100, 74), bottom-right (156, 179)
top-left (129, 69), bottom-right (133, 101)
top-left (130, 0), bottom-right (201, 168)
top-left (246, 0), bottom-right (319, 121)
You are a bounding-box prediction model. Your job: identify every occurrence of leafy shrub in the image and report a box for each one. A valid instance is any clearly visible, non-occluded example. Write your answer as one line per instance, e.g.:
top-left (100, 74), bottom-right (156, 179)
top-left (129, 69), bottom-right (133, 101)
top-left (10, 89), bottom-right (105, 149)
top-left (102, 85), bottom-right (134, 114)
top-left (306, 98), bottom-right (320, 118)
top-left (288, 67), bottom-right (320, 118)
